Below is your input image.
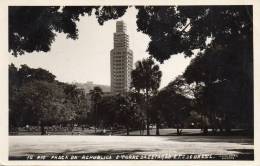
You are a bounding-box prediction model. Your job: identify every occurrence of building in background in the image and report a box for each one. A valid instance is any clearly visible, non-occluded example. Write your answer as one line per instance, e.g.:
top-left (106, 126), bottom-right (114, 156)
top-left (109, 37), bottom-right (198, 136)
top-left (74, 81), bottom-right (110, 93)
top-left (110, 21), bottom-right (133, 93)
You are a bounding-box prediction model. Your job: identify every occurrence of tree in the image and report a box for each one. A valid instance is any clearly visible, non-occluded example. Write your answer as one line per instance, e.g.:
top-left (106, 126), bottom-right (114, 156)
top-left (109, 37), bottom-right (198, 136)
top-left (97, 93), bottom-right (140, 135)
top-left (9, 6), bottom-right (253, 134)
top-left (9, 6), bottom-right (128, 56)
top-left (9, 63), bottom-right (19, 87)
top-left (9, 64), bottom-right (90, 134)
top-left (9, 64), bottom-right (57, 131)
top-left (60, 83), bottom-right (89, 128)
top-left (113, 94), bottom-right (138, 135)
top-left (98, 95), bottom-right (118, 130)
top-left (128, 91), bottom-right (146, 135)
top-left (152, 80), bottom-right (192, 136)
top-left (184, 44), bottom-right (253, 132)
top-left (9, 64), bottom-right (20, 130)
top-left (10, 6), bottom-right (252, 63)
top-left (89, 86), bottom-right (103, 133)
top-left (150, 75), bottom-right (191, 136)
top-left (135, 6), bottom-right (253, 133)
top-left (131, 57), bottom-right (162, 135)
top-left (73, 91), bottom-right (89, 126)
top-left (16, 80), bottom-right (76, 135)
top-left (150, 94), bottom-right (162, 135)
top-left (135, 6), bottom-right (252, 62)
top-left (17, 64), bottom-right (56, 85)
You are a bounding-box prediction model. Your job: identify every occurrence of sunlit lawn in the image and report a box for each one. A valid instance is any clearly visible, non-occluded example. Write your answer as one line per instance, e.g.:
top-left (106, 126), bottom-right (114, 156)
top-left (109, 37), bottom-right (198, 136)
top-left (9, 133), bottom-right (253, 160)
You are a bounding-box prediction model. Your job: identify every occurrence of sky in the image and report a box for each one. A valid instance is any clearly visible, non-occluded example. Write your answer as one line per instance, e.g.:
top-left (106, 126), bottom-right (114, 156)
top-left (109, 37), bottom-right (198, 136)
top-left (9, 7), bottom-right (193, 89)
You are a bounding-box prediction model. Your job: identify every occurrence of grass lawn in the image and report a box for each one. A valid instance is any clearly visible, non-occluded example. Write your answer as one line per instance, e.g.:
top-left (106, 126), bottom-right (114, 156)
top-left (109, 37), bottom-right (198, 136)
top-left (9, 134), bottom-right (253, 160)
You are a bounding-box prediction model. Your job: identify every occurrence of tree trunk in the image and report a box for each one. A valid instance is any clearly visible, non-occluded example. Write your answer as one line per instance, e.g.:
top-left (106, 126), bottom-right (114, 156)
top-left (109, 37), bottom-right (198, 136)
top-left (139, 121), bottom-right (142, 135)
top-left (156, 122), bottom-right (160, 136)
top-left (176, 123), bottom-right (182, 136)
top-left (40, 122), bottom-right (45, 135)
top-left (139, 124), bottom-right (142, 135)
top-left (126, 126), bottom-right (129, 136)
top-left (200, 113), bottom-right (203, 131)
top-left (146, 120), bottom-right (150, 136)
top-left (94, 104), bottom-right (97, 134)
top-left (212, 111), bottom-right (217, 134)
top-left (71, 123), bottom-right (74, 131)
top-left (139, 119), bottom-right (145, 135)
top-left (145, 89), bottom-right (150, 136)
top-left (224, 113), bottom-right (231, 133)
top-left (201, 114), bottom-right (208, 134)
top-left (177, 127), bottom-right (180, 136)
top-left (71, 123), bottom-right (74, 135)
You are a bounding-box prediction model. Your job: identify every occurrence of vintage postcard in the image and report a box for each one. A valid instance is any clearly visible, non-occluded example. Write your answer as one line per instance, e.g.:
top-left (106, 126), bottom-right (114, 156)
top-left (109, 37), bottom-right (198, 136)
top-left (0, 0), bottom-right (259, 165)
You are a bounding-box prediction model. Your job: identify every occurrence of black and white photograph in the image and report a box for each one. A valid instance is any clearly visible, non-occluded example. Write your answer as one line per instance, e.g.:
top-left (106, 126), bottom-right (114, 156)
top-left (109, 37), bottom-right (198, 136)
top-left (0, 1), bottom-right (259, 165)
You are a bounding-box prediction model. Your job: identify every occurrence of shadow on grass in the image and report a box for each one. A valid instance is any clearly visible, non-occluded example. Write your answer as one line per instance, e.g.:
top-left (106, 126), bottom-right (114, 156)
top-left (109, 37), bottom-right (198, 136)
top-left (222, 148), bottom-right (254, 160)
top-left (165, 136), bottom-right (253, 144)
top-left (227, 149), bottom-right (254, 154)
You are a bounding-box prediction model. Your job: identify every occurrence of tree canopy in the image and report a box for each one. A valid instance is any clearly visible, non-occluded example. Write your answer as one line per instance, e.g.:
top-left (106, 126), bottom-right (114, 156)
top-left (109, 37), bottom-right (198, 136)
top-left (9, 64), bottom-right (88, 133)
top-left (9, 6), bottom-right (253, 135)
top-left (135, 6), bottom-right (253, 131)
top-left (9, 6), bottom-right (252, 64)
top-left (131, 57), bottom-right (162, 135)
top-left (136, 6), bottom-right (252, 63)
top-left (131, 57), bottom-right (162, 95)
top-left (151, 77), bottom-right (192, 135)
top-left (9, 6), bottom-right (128, 56)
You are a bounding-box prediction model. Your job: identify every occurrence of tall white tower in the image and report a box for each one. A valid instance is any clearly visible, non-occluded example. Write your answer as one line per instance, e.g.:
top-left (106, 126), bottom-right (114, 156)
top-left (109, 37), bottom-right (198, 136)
top-left (110, 21), bottom-right (133, 93)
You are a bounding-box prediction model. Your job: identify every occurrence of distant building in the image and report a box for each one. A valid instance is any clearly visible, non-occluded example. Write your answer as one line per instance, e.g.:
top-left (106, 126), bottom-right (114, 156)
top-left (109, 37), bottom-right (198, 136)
top-left (73, 81), bottom-right (111, 116)
top-left (110, 21), bottom-right (133, 93)
top-left (74, 81), bottom-right (111, 93)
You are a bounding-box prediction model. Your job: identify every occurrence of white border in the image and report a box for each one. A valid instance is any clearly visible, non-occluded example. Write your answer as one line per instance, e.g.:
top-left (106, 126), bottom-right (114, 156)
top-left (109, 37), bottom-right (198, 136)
top-left (0, 0), bottom-right (259, 165)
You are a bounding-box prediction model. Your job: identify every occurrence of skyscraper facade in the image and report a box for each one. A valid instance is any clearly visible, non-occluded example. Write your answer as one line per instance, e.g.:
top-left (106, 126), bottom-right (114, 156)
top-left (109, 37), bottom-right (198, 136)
top-left (110, 21), bottom-right (133, 93)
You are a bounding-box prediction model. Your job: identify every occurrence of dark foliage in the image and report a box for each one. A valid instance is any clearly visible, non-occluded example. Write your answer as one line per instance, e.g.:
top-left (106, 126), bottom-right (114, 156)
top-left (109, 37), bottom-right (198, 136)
top-left (9, 6), bottom-right (253, 134)
top-left (131, 58), bottom-right (162, 135)
top-left (136, 6), bottom-right (252, 63)
top-left (9, 6), bottom-right (128, 56)
top-left (151, 78), bottom-right (192, 135)
top-left (9, 64), bottom-right (88, 134)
